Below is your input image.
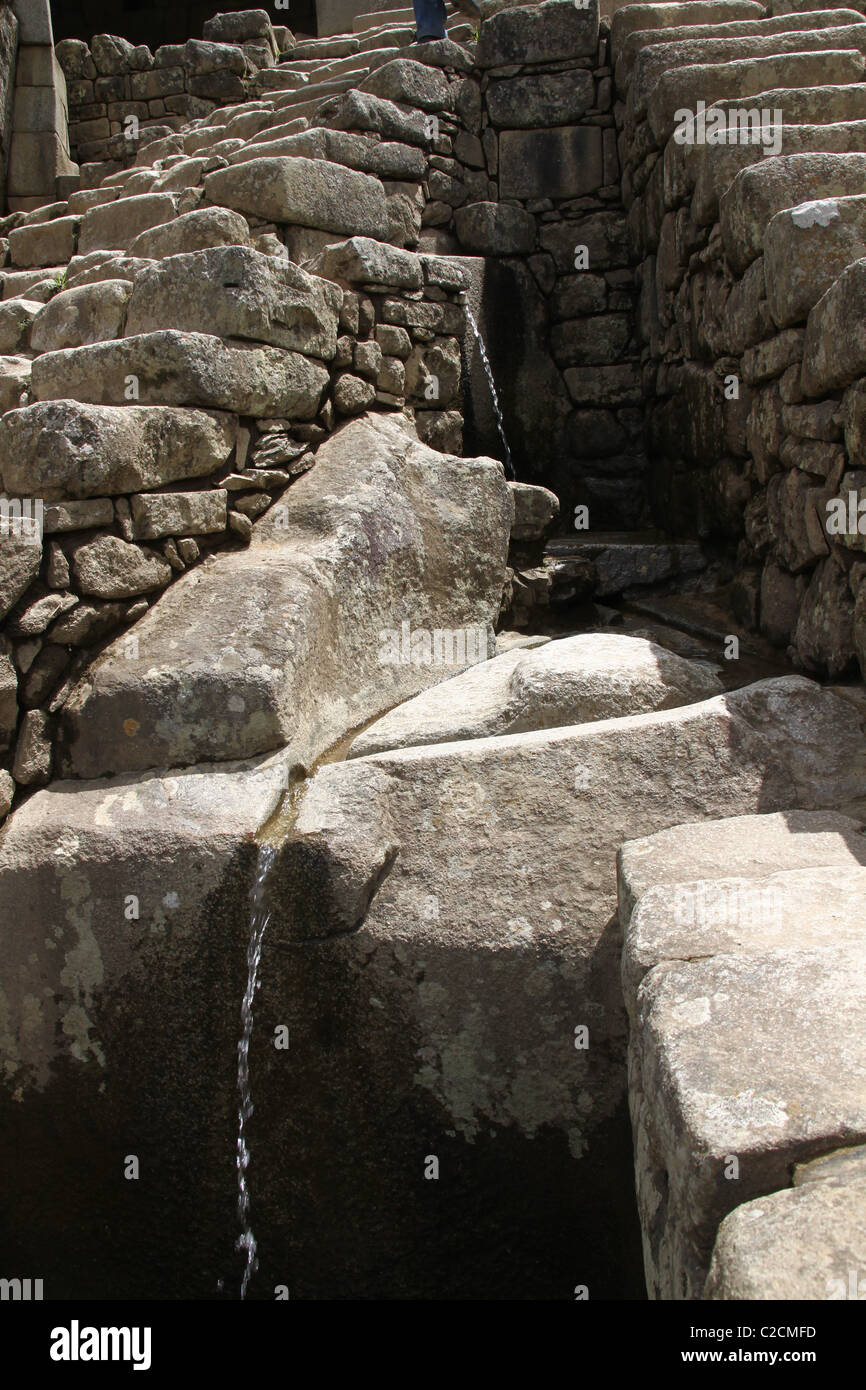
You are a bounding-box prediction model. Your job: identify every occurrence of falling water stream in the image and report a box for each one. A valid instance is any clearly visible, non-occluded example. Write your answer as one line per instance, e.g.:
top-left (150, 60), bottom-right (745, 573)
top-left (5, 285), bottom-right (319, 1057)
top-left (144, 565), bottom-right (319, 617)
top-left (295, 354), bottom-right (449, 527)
top-left (462, 301), bottom-right (516, 481)
top-left (235, 841), bottom-right (277, 1299)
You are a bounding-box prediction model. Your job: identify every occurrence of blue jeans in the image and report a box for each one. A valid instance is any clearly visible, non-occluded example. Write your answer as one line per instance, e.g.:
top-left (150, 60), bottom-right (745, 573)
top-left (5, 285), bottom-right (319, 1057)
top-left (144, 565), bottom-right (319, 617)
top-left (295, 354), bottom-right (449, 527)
top-left (414, 0), bottom-right (447, 40)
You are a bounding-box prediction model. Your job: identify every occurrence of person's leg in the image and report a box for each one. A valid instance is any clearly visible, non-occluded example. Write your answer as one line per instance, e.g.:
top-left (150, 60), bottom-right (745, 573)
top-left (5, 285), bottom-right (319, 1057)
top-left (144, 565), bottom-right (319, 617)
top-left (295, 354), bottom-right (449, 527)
top-left (413, 0), bottom-right (447, 41)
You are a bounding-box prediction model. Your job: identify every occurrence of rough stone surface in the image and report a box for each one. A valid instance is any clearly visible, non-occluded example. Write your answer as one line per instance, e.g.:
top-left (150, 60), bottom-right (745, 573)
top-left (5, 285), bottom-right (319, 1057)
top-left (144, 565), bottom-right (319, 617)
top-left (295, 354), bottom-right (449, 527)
top-left (30, 280), bottom-right (132, 353)
top-left (203, 158), bottom-right (390, 240)
top-left (125, 247), bottom-right (341, 359)
top-left (130, 490), bottom-right (228, 540)
top-left (0, 535), bottom-right (42, 620)
top-left (633, 942), bottom-right (866, 1299)
top-left (454, 201), bottom-right (536, 255)
top-left (79, 193), bottom-right (179, 254)
top-left (127, 207), bottom-right (252, 259)
top-left (71, 535), bottom-right (174, 599)
top-left (31, 332), bottom-right (330, 417)
top-left (58, 414), bottom-right (511, 778)
top-left (499, 127), bottom-right (603, 201)
top-left (477, 0), bottom-right (599, 67)
top-left (803, 256), bottom-right (866, 395)
top-left (0, 402), bottom-right (238, 499)
top-left (705, 1173), bottom-right (866, 1300)
top-left (349, 634), bottom-right (723, 757)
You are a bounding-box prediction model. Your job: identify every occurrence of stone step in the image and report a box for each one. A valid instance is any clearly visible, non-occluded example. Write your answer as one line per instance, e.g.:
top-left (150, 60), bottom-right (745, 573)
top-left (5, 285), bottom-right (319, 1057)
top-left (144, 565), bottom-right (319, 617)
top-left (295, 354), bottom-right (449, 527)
top-left (620, 803), bottom-right (866, 1299)
top-left (648, 48), bottom-right (866, 146)
top-left (203, 155), bottom-right (391, 239)
top-left (630, 24), bottom-right (866, 126)
top-left (720, 149), bottom-right (866, 273)
top-left (224, 127), bottom-right (426, 180)
top-left (705, 1161), bottom-right (866, 1300)
top-left (618, 808), bottom-right (866, 1013)
top-left (663, 83), bottom-right (866, 206)
top-left (633, 934), bottom-right (866, 1298)
top-left (269, 73), bottom-right (372, 118)
top-left (547, 532), bottom-right (706, 598)
top-left (689, 119), bottom-right (866, 227)
top-left (610, 0), bottom-right (765, 54)
top-left (57, 412), bottom-right (511, 778)
top-left (617, 8), bottom-right (866, 90)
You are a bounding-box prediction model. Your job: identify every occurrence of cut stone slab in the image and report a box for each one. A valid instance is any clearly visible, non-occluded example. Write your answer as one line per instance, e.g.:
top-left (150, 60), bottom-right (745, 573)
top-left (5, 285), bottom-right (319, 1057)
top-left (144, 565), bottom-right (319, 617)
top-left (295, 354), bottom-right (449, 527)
top-left (633, 941), bottom-right (866, 1299)
top-left (8, 215), bottom-right (78, 269)
top-left (624, 864), bottom-right (866, 1025)
top-left (30, 331), bottom-right (330, 418)
top-left (44, 499), bottom-right (115, 532)
top-left (454, 201), bottom-right (536, 255)
top-left (618, 809), bottom-right (866, 930)
top-left (58, 413), bottom-right (512, 778)
top-left (130, 489), bottom-right (228, 540)
top-left (721, 152), bottom-right (866, 274)
top-left (309, 236), bottom-right (423, 290)
top-left (203, 157), bottom-right (390, 240)
top-left (125, 246), bottom-right (342, 359)
top-left (487, 69), bottom-right (594, 128)
top-left (225, 128), bottom-right (426, 181)
top-left (126, 206), bottom-right (252, 258)
top-left (499, 127), bottom-right (603, 201)
top-left (803, 256), bottom-right (866, 396)
top-left (0, 402), bottom-right (238, 500)
top-left (553, 535), bottom-right (706, 597)
top-left (78, 193), bottom-right (179, 253)
top-left (764, 193), bottom-right (866, 329)
top-left (477, 0), bottom-right (599, 67)
top-left (648, 50), bottom-right (866, 146)
top-left (348, 633), bottom-right (723, 758)
top-left (253, 675), bottom-right (866, 1294)
top-left (705, 1172), bottom-right (866, 1300)
top-left (30, 280), bottom-right (132, 353)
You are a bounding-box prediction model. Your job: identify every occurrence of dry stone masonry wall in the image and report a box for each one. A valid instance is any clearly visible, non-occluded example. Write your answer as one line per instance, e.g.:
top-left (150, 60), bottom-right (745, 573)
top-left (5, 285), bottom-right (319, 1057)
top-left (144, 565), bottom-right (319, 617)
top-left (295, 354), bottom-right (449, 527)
top-left (614, 0), bottom-right (866, 679)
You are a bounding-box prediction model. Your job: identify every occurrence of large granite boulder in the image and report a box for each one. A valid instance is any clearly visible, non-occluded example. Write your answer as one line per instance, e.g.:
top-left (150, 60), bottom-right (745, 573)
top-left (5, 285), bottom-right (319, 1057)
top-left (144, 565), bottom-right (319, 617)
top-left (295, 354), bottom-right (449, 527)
top-left (58, 413), bottom-right (512, 778)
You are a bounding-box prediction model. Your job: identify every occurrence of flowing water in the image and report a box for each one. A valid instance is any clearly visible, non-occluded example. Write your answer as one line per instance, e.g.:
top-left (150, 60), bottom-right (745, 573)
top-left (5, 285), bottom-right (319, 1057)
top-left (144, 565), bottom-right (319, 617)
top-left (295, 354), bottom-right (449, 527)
top-left (463, 301), bottom-right (515, 480)
top-left (236, 841), bottom-right (277, 1299)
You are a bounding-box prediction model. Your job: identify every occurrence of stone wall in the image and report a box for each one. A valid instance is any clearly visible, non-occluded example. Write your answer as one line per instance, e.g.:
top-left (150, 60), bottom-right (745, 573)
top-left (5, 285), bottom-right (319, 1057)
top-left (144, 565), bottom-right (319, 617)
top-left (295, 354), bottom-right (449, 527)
top-left (612, 3), bottom-right (866, 679)
top-left (56, 9), bottom-right (294, 171)
top-left (0, 216), bottom-right (470, 810)
top-left (450, 1), bottom-right (647, 526)
top-left (0, 3), bottom-right (18, 212)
